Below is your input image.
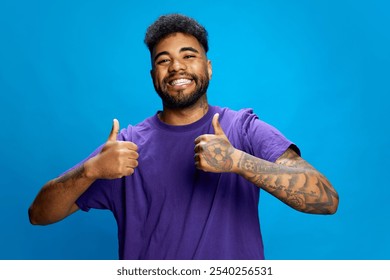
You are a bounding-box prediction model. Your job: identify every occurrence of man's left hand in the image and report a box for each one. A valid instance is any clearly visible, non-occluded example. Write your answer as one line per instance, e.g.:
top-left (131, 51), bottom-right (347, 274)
top-left (194, 113), bottom-right (237, 173)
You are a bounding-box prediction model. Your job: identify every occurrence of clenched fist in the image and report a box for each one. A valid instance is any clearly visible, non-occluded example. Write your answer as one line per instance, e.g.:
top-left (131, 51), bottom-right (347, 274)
top-left (85, 119), bottom-right (139, 179)
top-left (194, 113), bottom-right (237, 173)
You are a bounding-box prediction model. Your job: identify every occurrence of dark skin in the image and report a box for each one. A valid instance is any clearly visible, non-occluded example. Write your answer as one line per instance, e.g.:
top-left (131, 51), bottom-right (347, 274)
top-left (150, 32), bottom-right (212, 125)
top-left (29, 32), bottom-right (338, 226)
top-left (194, 114), bottom-right (338, 214)
top-left (28, 119), bottom-right (139, 225)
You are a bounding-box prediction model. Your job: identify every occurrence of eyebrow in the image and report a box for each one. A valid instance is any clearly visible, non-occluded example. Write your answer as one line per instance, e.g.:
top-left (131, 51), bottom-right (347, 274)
top-left (154, 47), bottom-right (200, 62)
top-left (180, 47), bottom-right (199, 54)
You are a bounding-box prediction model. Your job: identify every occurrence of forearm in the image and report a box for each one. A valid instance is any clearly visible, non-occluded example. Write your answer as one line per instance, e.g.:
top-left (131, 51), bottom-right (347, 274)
top-left (233, 150), bottom-right (338, 214)
top-left (28, 163), bottom-right (96, 225)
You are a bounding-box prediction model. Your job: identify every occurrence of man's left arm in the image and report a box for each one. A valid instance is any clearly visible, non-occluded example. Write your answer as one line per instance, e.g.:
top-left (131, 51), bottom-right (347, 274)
top-left (195, 113), bottom-right (339, 214)
top-left (235, 147), bottom-right (339, 214)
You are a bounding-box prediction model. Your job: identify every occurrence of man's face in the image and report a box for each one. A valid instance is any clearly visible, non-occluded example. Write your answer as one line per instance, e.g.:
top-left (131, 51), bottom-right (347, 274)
top-left (150, 32), bottom-right (212, 109)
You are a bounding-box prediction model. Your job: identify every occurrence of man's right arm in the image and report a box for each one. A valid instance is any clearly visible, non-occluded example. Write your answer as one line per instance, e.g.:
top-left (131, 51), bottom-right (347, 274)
top-left (28, 119), bottom-right (139, 225)
top-left (28, 163), bottom-right (95, 225)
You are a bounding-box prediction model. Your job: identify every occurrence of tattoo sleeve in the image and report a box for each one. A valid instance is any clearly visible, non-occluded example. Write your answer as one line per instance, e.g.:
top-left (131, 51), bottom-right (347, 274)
top-left (237, 150), bottom-right (338, 214)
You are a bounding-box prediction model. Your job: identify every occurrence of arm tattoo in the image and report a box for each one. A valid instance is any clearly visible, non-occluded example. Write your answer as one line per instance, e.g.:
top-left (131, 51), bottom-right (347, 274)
top-left (202, 139), bottom-right (234, 171)
top-left (55, 164), bottom-right (85, 186)
top-left (238, 152), bottom-right (338, 214)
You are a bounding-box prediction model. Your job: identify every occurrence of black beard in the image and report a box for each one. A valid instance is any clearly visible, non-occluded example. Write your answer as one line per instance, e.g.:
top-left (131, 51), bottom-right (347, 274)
top-left (154, 72), bottom-right (209, 109)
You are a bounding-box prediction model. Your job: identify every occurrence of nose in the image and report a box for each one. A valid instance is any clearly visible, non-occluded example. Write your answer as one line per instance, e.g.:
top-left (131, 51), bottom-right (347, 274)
top-left (168, 58), bottom-right (186, 72)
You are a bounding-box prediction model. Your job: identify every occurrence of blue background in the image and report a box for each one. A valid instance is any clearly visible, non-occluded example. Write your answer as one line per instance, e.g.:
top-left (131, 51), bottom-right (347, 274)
top-left (1, 0), bottom-right (389, 260)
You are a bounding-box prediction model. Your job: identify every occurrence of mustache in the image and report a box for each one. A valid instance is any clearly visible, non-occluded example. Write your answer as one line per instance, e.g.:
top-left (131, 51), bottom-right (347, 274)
top-left (163, 72), bottom-right (198, 84)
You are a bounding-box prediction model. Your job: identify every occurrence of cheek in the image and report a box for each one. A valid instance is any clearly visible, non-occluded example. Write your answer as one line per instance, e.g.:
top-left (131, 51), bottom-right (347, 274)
top-left (154, 70), bottom-right (167, 84)
top-left (196, 63), bottom-right (211, 79)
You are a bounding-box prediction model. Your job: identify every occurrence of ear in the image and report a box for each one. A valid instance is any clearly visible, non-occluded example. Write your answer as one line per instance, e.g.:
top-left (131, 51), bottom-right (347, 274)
top-left (207, 60), bottom-right (212, 80)
top-left (150, 52), bottom-right (155, 79)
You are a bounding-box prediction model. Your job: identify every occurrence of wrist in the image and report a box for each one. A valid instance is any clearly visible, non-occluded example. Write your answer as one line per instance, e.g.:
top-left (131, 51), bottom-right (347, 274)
top-left (231, 149), bottom-right (244, 175)
top-left (83, 157), bottom-right (98, 179)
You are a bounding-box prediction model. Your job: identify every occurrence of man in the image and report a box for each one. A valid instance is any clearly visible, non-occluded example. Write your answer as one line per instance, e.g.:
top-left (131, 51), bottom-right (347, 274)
top-left (29, 14), bottom-right (339, 259)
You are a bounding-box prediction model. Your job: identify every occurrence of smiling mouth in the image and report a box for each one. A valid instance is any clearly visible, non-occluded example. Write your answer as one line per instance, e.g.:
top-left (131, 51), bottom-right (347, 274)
top-left (169, 78), bottom-right (193, 86)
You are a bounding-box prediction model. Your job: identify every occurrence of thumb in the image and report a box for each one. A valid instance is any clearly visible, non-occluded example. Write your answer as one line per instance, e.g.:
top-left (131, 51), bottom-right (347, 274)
top-left (212, 113), bottom-right (225, 135)
top-left (107, 118), bottom-right (119, 141)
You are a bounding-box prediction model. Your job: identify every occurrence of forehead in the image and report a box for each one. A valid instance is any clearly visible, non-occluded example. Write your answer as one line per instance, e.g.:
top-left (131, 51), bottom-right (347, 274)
top-left (152, 32), bottom-right (205, 56)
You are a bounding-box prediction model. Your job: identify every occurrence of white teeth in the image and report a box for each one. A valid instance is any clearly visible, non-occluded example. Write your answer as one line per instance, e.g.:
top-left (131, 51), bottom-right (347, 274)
top-left (171, 79), bottom-right (192, 86)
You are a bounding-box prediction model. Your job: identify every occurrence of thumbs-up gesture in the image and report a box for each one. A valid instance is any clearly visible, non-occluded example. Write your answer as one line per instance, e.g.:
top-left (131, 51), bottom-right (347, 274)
top-left (85, 119), bottom-right (139, 179)
top-left (194, 113), bottom-right (236, 173)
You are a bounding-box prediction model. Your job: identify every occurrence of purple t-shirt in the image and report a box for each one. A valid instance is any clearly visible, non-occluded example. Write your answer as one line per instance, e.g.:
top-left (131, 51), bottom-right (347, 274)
top-left (75, 106), bottom-right (297, 259)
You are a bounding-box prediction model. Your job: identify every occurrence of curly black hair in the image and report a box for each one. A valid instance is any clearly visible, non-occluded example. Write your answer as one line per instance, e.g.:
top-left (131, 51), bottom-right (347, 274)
top-left (144, 14), bottom-right (208, 54)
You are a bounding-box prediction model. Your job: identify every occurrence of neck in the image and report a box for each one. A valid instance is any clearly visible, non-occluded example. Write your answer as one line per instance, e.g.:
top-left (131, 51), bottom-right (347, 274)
top-left (158, 96), bottom-right (209, 125)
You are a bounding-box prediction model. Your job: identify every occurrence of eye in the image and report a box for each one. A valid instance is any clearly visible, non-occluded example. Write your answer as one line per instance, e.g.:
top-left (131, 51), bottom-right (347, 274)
top-left (157, 58), bottom-right (170, 65)
top-left (184, 55), bottom-right (195, 59)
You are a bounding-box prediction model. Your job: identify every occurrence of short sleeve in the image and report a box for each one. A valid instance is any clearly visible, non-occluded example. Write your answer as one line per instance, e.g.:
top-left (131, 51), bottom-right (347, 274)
top-left (76, 178), bottom-right (119, 212)
top-left (240, 109), bottom-right (300, 162)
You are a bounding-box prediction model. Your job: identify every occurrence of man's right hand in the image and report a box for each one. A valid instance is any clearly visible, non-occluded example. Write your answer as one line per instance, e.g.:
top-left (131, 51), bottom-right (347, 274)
top-left (85, 119), bottom-right (139, 179)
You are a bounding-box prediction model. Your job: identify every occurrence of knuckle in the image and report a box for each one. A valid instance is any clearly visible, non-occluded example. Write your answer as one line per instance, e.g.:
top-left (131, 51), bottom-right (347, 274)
top-left (132, 151), bottom-right (139, 159)
top-left (126, 168), bottom-right (134, 176)
top-left (127, 141), bottom-right (138, 150)
top-left (197, 143), bottom-right (204, 152)
top-left (113, 171), bottom-right (123, 179)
